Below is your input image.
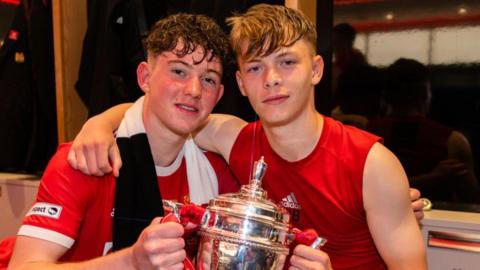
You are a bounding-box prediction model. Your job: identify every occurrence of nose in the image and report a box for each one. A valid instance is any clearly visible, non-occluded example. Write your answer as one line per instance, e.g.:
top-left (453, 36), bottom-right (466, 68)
top-left (184, 77), bottom-right (202, 98)
top-left (264, 67), bottom-right (281, 89)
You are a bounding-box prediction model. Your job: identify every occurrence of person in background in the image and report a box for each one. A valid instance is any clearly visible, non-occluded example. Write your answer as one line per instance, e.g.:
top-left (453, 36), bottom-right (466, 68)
top-left (0, 13), bottom-right (239, 270)
top-left (68, 4), bottom-right (427, 270)
top-left (331, 22), bottom-right (367, 97)
top-left (331, 64), bottom-right (385, 129)
top-left (368, 58), bottom-right (480, 204)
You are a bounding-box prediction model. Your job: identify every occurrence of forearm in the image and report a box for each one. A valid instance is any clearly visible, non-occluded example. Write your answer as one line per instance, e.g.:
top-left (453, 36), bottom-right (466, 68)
top-left (193, 114), bottom-right (247, 161)
top-left (9, 248), bottom-right (136, 270)
top-left (87, 103), bottom-right (133, 133)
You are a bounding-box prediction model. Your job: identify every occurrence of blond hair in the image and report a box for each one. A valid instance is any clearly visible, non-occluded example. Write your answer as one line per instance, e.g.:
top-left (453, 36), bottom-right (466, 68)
top-left (227, 4), bottom-right (317, 61)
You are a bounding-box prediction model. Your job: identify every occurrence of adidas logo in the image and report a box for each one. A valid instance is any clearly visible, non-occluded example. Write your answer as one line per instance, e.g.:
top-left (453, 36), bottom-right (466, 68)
top-left (281, 192), bottom-right (301, 210)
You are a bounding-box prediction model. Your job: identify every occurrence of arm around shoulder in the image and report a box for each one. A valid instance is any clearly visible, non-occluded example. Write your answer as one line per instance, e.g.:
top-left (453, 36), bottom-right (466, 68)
top-left (193, 114), bottom-right (247, 162)
top-left (363, 143), bottom-right (427, 270)
top-left (67, 103), bottom-right (133, 177)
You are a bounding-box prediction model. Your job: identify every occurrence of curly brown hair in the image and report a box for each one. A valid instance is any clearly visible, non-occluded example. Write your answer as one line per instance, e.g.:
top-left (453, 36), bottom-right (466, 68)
top-left (227, 4), bottom-right (317, 61)
top-left (144, 13), bottom-right (231, 67)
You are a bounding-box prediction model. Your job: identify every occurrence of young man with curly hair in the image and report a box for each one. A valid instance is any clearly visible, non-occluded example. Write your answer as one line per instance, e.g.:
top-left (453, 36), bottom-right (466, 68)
top-left (68, 4), bottom-right (427, 270)
top-left (1, 13), bottom-right (238, 270)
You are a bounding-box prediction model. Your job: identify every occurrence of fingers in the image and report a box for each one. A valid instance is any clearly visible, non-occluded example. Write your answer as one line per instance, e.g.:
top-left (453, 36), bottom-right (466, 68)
top-left (109, 144), bottom-right (122, 177)
top-left (75, 145), bottom-right (91, 175)
top-left (157, 262), bottom-right (184, 270)
top-left (85, 145), bottom-right (101, 176)
top-left (148, 249), bottom-right (186, 267)
top-left (67, 148), bottom-right (78, 170)
top-left (133, 222), bottom-right (186, 269)
top-left (68, 141), bottom-right (118, 177)
top-left (414, 209), bottom-right (425, 221)
top-left (290, 245), bottom-right (332, 270)
top-left (144, 222), bottom-right (184, 239)
top-left (96, 142), bottom-right (113, 175)
top-left (409, 188), bottom-right (421, 201)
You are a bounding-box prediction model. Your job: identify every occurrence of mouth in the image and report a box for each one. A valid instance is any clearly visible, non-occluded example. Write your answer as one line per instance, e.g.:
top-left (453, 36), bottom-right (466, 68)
top-left (262, 95), bottom-right (289, 104)
top-left (175, 103), bottom-right (199, 113)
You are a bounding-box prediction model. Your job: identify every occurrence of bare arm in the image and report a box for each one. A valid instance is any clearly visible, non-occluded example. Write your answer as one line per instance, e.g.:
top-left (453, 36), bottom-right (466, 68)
top-left (363, 143), bottom-right (427, 270)
top-left (193, 114), bottom-right (247, 163)
top-left (67, 103), bottom-right (132, 177)
top-left (8, 237), bottom-right (134, 270)
top-left (8, 220), bottom-right (185, 270)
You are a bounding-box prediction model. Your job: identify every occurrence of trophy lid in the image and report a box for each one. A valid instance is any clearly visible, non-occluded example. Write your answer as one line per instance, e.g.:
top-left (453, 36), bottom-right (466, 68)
top-left (206, 157), bottom-right (290, 226)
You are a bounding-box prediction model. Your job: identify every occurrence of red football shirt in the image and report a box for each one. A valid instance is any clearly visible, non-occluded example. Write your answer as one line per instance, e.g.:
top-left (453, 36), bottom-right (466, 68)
top-left (229, 117), bottom-right (386, 270)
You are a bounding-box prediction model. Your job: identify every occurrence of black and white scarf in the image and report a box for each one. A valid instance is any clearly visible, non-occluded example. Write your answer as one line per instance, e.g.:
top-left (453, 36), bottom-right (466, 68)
top-left (112, 97), bottom-right (218, 250)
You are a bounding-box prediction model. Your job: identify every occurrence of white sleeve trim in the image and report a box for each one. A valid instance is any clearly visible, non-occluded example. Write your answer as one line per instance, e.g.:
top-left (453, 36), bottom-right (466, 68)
top-left (18, 225), bottom-right (75, 248)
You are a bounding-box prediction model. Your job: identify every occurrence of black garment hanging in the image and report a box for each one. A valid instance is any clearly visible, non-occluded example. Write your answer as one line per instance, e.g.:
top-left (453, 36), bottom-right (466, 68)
top-left (75, 0), bottom-right (168, 117)
top-left (75, 0), bottom-right (283, 120)
top-left (0, 0), bottom-right (57, 173)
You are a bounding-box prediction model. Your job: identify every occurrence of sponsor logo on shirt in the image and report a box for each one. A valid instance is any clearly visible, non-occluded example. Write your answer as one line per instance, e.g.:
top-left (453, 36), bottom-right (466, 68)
top-left (281, 192), bottom-right (301, 221)
top-left (26, 202), bottom-right (63, 219)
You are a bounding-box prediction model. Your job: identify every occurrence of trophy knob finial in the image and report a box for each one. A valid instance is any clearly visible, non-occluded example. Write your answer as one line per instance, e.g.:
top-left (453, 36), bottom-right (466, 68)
top-left (251, 156), bottom-right (267, 187)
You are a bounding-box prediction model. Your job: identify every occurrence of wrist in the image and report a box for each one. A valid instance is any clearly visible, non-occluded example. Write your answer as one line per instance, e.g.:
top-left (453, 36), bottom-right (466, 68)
top-left (127, 247), bottom-right (140, 270)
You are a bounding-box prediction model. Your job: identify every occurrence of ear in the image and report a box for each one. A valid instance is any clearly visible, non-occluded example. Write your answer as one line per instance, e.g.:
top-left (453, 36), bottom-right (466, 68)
top-left (137, 61), bottom-right (151, 93)
top-left (312, 55), bottom-right (324, 85)
top-left (215, 84), bottom-right (225, 104)
top-left (235, 70), bottom-right (247, 97)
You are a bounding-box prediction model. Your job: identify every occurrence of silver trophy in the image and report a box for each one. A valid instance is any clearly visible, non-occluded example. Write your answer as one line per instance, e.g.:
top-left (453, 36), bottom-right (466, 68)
top-left (196, 157), bottom-right (326, 270)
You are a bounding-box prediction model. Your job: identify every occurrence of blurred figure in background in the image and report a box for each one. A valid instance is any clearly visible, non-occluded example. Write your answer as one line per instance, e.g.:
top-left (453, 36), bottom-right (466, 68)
top-left (331, 64), bottom-right (385, 129)
top-left (368, 58), bottom-right (480, 203)
top-left (332, 22), bottom-right (367, 95)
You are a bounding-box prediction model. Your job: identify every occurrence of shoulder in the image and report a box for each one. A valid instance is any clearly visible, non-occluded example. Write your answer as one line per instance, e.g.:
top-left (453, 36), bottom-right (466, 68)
top-left (322, 116), bottom-right (381, 157)
top-left (40, 143), bottom-right (108, 197)
top-left (363, 142), bottom-right (408, 195)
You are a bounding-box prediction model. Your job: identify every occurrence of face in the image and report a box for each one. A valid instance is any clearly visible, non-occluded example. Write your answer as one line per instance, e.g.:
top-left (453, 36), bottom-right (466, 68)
top-left (137, 43), bottom-right (224, 136)
top-left (235, 39), bottom-right (323, 127)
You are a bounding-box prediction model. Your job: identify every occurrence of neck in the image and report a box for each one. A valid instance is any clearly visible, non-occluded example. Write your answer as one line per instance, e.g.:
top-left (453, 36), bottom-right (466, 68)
top-left (262, 106), bottom-right (323, 162)
top-left (143, 109), bottom-right (187, 167)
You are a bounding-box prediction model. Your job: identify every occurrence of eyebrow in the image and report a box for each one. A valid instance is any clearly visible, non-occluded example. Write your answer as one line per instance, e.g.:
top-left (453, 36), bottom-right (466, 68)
top-left (244, 50), bottom-right (296, 63)
top-left (167, 59), bottom-right (222, 78)
top-left (276, 51), bottom-right (295, 58)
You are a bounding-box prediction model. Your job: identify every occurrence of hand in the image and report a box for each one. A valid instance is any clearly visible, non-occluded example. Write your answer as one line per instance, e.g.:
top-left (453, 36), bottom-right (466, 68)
top-left (131, 217), bottom-right (186, 270)
top-left (67, 115), bottom-right (122, 177)
top-left (289, 245), bottom-right (332, 270)
top-left (409, 188), bottom-right (424, 221)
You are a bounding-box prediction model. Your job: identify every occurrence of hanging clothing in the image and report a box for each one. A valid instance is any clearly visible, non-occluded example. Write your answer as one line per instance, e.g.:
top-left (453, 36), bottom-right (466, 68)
top-left (75, 0), bottom-right (282, 120)
top-left (0, 0), bottom-right (57, 173)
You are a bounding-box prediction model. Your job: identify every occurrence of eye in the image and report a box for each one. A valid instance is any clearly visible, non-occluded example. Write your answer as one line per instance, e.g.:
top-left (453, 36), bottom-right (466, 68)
top-left (246, 65), bottom-right (261, 73)
top-left (172, 68), bottom-right (186, 77)
top-left (281, 59), bottom-right (297, 66)
top-left (203, 76), bottom-right (218, 86)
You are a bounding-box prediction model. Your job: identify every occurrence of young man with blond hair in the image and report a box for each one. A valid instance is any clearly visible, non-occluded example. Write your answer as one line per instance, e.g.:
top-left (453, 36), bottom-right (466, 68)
top-left (69, 4), bottom-right (427, 270)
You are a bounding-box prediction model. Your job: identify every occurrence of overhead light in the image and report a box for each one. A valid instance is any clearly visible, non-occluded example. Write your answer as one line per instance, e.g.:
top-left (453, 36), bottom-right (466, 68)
top-left (458, 7), bottom-right (467, 15)
top-left (385, 12), bottom-right (394, 21)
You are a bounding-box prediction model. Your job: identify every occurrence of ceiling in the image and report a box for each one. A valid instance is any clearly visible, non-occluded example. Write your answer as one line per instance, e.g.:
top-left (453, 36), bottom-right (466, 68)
top-left (334, 0), bottom-right (480, 31)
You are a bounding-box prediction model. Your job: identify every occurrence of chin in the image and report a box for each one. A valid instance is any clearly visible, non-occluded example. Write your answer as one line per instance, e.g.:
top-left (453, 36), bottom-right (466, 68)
top-left (260, 114), bottom-right (291, 127)
top-left (167, 123), bottom-right (198, 137)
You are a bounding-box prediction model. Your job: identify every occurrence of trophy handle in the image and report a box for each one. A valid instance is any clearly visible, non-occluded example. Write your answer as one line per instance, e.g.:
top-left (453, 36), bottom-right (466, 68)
top-left (288, 228), bottom-right (327, 249)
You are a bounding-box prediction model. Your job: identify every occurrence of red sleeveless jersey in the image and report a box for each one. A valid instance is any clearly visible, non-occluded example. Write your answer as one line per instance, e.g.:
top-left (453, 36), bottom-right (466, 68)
top-left (229, 116), bottom-right (386, 270)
